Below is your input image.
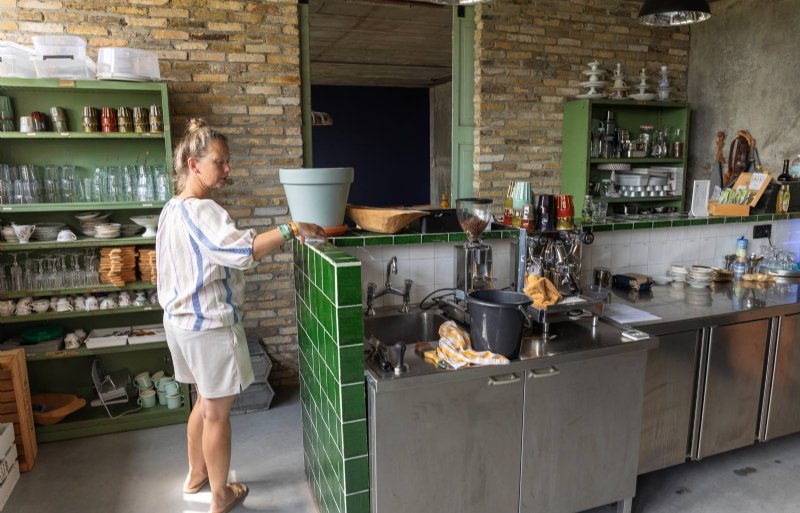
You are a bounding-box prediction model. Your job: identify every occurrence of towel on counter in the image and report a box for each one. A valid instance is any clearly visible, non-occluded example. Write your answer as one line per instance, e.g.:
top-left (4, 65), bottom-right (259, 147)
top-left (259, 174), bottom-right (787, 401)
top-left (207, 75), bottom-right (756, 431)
top-left (436, 321), bottom-right (509, 369)
top-left (523, 274), bottom-right (562, 309)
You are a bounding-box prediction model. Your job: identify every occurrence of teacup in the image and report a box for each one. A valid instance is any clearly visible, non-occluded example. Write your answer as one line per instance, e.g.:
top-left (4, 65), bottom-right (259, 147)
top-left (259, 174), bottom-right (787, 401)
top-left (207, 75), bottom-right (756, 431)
top-left (118, 292), bottom-right (131, 307)
top-left (17, 296), bottom-right (33, 308)
top-left (0, 300), bottom-right (16, 317)
top-left (14, 305), bottom-right (31, 316)
top-left (74, 296), bottom-right (86, 311)
top-left (157, 390), bottom-right (168, 406)
top-left (148, 291), bottom-right (158, 304)
top-left (56, 298), bottom-right (73, 312)
top-left (85, 296), bottom-right (99, 311)
top-left (64, 333), bottom-right (80, 349)
top-left (134, 371), bottom-right (153, 389)
top-left (166, 393), bottom-right (183, 410)
top-left (32, 299), bottom-right (50, 313)
top-left (57, 229), bottom-right (77, 242)
top-left (138, 389), bottom-right (157, 409)
top-left (100, 297), bottom-right (117, 310)
top-left (156, 376), bottom-right (174, 393)
top-left (50, 296), bottom-right (59, 310)
top-left (133, 292), bottom-right (147, 307)
top-left (163, 380), bottom-right (180, 396)
top-left (11, 224), bottom-right (35, 244)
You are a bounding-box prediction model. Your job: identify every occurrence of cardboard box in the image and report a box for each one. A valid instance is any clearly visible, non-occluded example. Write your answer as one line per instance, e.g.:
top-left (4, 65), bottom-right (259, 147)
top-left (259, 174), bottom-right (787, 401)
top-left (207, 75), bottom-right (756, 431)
top-left (0, 350), bottom-right (37, 472)
top-left (708, 172), bottom-right (771, 216)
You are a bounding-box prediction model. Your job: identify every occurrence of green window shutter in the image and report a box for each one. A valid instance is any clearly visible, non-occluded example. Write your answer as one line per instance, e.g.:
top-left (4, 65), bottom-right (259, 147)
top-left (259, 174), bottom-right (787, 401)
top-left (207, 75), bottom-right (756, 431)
top-left (451, 6), bottom-right (475, 201)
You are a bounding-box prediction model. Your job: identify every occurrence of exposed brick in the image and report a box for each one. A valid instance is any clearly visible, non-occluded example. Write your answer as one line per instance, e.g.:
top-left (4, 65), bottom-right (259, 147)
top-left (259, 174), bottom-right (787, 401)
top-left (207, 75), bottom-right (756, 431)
top-left (66, 24), bottom-right (108, 36)
top-left (0, 21), bottom-right (19, 30)
top-left (19, 0), bottom-right (62, 9)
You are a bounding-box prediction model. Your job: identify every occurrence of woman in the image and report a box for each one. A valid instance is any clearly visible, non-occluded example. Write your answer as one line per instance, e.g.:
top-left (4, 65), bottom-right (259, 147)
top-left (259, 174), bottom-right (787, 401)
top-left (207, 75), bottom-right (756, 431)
top-left (157, 119), bottom-right (325, 513)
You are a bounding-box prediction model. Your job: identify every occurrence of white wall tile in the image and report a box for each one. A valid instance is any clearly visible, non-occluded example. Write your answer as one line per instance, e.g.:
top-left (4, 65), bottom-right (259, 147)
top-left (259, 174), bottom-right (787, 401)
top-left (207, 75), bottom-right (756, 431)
top-left (612, 230), bottom-right (632, 245)
top-left (631, 229), bottom-right (650, 243)
top-left (593, 245), bottom-right (613, 270)
top-left (665, 242), bottom-right (684, 267)
top-left (683, 238), bottom-right (701, 265)
top-left (698, 238), bottom-right (716, 263)
top-left (434, 258), bottom-right (455, 289)
top-left (409, 258), bottom-right (435, 288)
top-left (409, 243), bottom-right (435, 259)
top-left (650, 228), bottom-right (667, 242)
top-left (611, 244), bottom-right (631, 270)
top-left (630, 242), bottom-right (649, 266)
top-left (593, 232), bottom-right (613, 246)
top-left (647, 241), bottom-right (667, 264)
top-left (666, 227), bottom-right (685, 241)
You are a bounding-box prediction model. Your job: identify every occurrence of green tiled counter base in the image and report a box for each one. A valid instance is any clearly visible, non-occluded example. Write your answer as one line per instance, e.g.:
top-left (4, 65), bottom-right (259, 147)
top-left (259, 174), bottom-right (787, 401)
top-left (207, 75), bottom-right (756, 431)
top-left (294, 240), bottom-right (368, 513)
top-left (580, 212), bottom-right (798, 233)
top-left (330, 229), bottom-right (516, 247)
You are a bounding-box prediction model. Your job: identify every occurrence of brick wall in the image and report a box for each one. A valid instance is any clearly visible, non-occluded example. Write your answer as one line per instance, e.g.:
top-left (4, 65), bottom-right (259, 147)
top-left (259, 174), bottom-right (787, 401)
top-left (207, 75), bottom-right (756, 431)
top-left (473, 0), bottom-right (690, 202)
top-left (1, 0), bottom-right (305, 385)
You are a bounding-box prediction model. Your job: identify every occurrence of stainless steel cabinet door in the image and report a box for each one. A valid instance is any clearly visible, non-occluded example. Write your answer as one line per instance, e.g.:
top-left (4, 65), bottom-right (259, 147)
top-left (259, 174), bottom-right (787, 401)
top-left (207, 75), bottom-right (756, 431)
top-left (519, 351), bottom-right (648, 513)
top-left (369, 372), bottom-right (524, 513)
top-left (638, 330), bottom-right (700, 474)
top-left (697, 319), bottom-right (769, 459)
top-left (765, 314), bottom-right (800, 440)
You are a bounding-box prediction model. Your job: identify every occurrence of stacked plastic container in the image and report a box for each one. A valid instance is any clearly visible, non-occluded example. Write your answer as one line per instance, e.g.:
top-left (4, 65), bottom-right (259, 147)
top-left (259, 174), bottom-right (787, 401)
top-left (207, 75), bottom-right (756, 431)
top-left (96, 47), bottom-right (160, 81)
top-left (31, 35), bottom-right (95, 80)
top-left (0, 41), bottom-right (36, 78)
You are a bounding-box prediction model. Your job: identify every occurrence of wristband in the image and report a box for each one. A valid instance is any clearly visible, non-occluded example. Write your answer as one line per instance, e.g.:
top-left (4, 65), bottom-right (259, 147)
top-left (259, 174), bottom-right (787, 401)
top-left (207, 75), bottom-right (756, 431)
top-left (289, 222), bottom-right (299, 236)
top-left (278, 223), bottom-right (293, 241)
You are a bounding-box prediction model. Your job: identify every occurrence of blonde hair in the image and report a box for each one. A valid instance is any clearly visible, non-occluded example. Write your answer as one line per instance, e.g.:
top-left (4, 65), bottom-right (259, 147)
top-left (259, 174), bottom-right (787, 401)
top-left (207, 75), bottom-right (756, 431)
top-left (173, 118), bottom-right (228, 194)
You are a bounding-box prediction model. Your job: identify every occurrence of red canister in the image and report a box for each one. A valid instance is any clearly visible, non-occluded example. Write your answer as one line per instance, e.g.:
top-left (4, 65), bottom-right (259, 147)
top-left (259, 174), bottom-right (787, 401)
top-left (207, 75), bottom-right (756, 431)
top-left (555, 194), bottom-right (574, 230)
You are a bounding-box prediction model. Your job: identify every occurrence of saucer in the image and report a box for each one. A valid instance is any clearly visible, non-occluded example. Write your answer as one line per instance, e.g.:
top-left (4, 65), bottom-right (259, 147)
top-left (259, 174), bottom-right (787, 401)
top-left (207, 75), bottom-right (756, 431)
top-left (630, 93), bottom-right (656, 101)
top-left (579, 80), bottom-right (608, 88)
top-left (576, 92), bottom-right (607, 99)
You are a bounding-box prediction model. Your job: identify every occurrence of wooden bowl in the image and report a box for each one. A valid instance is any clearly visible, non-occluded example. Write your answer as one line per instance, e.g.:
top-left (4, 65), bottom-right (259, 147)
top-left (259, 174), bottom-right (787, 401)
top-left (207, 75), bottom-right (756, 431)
top-left (345, 205), bottom-right (428, 234)
top-left (30, 393), bottom-right (87, 425)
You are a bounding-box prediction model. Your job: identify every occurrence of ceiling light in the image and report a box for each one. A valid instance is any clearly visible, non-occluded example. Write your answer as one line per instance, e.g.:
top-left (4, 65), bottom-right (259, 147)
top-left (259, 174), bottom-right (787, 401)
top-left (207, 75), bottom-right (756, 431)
top-left (639, 0), bottom-right (711, 26)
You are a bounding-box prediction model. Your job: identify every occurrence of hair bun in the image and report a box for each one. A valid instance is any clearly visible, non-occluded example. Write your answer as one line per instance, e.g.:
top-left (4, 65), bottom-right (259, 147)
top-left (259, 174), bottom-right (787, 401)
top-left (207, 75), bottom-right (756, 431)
top-left (186, 118), bottom-right (208, 133)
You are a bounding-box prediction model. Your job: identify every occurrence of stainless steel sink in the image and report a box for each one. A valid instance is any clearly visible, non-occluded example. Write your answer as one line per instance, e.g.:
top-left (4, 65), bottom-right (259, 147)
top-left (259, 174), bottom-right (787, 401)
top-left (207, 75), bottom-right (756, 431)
top-left (364, 308), bottom-right (447, 345)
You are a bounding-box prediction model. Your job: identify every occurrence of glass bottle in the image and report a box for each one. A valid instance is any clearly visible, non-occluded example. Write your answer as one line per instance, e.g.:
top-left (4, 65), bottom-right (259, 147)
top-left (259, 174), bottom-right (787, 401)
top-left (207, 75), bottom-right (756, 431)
top-left (780, 184), bottom-right (791, 213)
top-left (581, 195), bottom-right (593, 223)
top-left (778, 159), bottom-right (792, 183)
top-left (790, 154), bottom-right (800, 180)
top-left (503, 181), bottom-right (513, 225)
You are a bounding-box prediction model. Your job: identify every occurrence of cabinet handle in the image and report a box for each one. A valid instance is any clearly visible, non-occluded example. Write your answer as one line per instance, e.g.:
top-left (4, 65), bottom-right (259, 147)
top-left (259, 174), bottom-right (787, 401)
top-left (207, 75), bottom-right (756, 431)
top-left (529, 367), bottom-right (560, 379)
top-left (487, 373), bottom-right (520, 386)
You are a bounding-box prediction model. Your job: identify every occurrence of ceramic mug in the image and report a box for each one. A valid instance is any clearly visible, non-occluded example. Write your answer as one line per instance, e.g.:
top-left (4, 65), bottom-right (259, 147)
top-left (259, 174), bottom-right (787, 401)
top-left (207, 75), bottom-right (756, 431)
top-left (118, 292), bottom-right (131, 307)
top-left (57, 229), bottom-right (77, 242)
top-left (32, 299), bottom-right (50, 313)
top-left (163, 380), bottom-right (180, 396)
top-left (73, 296), bottom-right (86, 311)
top-left (0, 300), bottom-right (15, 317)
top-left (85, 296), bottom-right (99, 311)
top-left (11, 224), bottom-right (36, 243)
top-left (133, 292), bottom-right (147, 307)
top-left (150, 370), bottom-right (165, 383)
top-left (156, 376), bottom-right (175, 393)
top-left (64, 333), bottom-right (80, 349)
top-left (14, 305), bottom-right (31, 316)
top-left (138, 389), bottom-right (157, 409)
top-left (166, 393), bottom-right (183, 410)
top-left (56, 298), bottom-right (73, 312)
top-left (99, 297), bottom-right (117, 310)
top-left (17, 296), bottom-right (33, 309)
top-left (157, 390), bottom-right (168, 406)
top-left (134, 371), bottom-right (153, 389)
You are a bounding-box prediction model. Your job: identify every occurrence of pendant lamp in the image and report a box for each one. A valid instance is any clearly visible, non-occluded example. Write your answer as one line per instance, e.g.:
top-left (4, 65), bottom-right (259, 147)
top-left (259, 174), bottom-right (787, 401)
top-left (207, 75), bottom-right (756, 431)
top-left (639, 0), bottom-right (711, 26)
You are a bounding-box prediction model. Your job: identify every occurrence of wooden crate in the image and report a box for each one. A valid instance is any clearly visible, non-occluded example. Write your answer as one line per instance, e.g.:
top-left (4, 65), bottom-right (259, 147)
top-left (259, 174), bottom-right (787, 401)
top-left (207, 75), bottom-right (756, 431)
top-left (708, 172), bottom-right (771, 216)
top-left (0, 350), bottom-right (37, 472)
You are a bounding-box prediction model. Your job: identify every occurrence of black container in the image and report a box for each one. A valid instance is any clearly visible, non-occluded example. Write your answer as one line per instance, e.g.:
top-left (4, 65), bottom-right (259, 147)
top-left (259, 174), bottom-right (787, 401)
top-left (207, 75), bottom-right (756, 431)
top-left (467, 289), bottom-right (532, 359)
top-left (408, 208), bottom-right (462, 233)
top-left (536, 195), bottom-right (555, 231)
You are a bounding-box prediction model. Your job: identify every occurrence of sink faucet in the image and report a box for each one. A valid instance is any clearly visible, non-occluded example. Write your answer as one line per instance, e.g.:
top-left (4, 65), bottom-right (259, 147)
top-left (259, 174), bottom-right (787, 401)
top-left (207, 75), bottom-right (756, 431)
top-left (366, 256), bottom-right (413, 315)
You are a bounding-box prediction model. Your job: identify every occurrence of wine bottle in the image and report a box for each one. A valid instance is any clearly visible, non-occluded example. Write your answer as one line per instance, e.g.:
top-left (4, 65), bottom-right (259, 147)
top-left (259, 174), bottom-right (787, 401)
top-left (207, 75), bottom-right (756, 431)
top-left (778, 159), bottom-right (792, 182)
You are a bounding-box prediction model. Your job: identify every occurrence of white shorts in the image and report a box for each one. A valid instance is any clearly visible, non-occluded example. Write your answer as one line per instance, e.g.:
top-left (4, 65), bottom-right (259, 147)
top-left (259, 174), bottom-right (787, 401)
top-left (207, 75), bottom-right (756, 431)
top-left (163, 318), bottom-right (254, 399)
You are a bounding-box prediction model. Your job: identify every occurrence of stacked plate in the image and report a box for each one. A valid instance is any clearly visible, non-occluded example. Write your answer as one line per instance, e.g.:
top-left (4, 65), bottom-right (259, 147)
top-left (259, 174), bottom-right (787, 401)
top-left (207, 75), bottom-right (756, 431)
top-left (75, 212), bottom-right (111, 236)
top-left (1, 225), bottom-right (18, 242)
top-left (686, 266), bottom-right (713, 288)
top-left (31, 222), bottom-right (66, 241)
top-left (94, 223), bottom-right (121, 239)
top-left (668, 265), bottom-right (688, 283)
top-left (120, 224), bottom-right (145, 237)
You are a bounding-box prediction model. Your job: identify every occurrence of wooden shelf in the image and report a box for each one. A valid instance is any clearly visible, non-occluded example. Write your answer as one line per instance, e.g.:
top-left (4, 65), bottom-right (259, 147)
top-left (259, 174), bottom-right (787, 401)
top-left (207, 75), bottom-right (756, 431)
top-left (25, 340), bottom-right (168, 361)
top-left (602, 196), bottom-right (683, 203)
top-left (590, 158), bottom-right (684, 165)
top-left (0, 132), bottom-right (164, 139)
top-left (0, 77), bottom-right (165, 92)
top-left (0, 304), bottom-right (162, 324)
top-left (0, 235), bottom-right (155, 251)
top-left (0, 202), bottom-right (164, 214)
top-left (0, 281), bottom-right (155, 300)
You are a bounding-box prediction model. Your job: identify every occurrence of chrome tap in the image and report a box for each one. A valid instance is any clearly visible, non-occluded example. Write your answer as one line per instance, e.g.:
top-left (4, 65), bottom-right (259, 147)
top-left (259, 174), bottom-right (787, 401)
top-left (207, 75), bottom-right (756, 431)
top-left (365, 256), bottom-right (413, 316)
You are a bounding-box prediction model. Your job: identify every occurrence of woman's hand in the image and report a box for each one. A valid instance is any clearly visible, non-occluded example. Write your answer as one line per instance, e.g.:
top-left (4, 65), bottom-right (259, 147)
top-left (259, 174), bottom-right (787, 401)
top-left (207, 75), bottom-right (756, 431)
top-left (295, 222), bottom-right (327, 244)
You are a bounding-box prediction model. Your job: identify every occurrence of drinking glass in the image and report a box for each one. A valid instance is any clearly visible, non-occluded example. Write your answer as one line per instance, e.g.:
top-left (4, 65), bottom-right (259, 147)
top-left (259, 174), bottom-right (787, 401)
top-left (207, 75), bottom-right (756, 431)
top-left (44, 165), bottom-right (61, 203)
top-left (0, 264), bottom-right (7, 294)
top-left (591, 200), bottom-right (608, 223)
top-left (60, 165), bottom-right (76, 203)
top-left (9, 253), bottom-right (23, 291)
top-left (137, 165), bottom-right (154, 201)
top-left (93, 166), bottom-right (108, 202)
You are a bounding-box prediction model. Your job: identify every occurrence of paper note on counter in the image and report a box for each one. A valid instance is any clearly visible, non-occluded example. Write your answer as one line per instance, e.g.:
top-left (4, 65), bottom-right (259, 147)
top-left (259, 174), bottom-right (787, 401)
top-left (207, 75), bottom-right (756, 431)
top-left (604, 303), bottom-right (662, 324)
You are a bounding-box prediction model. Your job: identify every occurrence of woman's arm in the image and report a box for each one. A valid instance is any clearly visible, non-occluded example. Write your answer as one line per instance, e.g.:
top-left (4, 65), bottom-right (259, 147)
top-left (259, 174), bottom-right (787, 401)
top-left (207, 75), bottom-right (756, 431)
top-left (252, 222), bottom-right (326, 261)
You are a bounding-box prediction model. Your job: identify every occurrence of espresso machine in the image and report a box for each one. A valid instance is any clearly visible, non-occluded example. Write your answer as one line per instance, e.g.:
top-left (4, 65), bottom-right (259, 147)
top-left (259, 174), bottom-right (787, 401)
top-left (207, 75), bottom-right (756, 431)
top-left (453, 198), bottom-right (494, 300)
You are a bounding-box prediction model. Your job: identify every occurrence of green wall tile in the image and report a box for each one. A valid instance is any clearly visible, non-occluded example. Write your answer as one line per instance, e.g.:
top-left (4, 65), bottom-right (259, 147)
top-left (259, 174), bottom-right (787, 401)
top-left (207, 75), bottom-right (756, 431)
top-left (336, 265), bottom-right (362, 306)
top-left (340, 383), bottom-right (366, 422)
top-left (337, 306), bottom-right (363, 346)
top-left (448, 232), bottom-right (467, 241)
top-left (394, 234), bottom-right (421, 244)
top-left (689, 218), bottom-right (707, 226)
top-left (322, 261), bottom-right (335, 301)
top-left (345, 491), bottom-right (370, 513)
top-left (591, 224), bottom-right (612, 232)
top-left (725, 216), bottom-right (743, 223)
top-left (612, 223), bottom-right (632, 231)
top-left (707, 217), bottom-right (725, 224)
top-left (334, 237), bottom-right (365, 247)
top-left (481, 231), bottom-right (501, 239)
top-left (633, 222), bottom-right (653, 229)
top-left (338, 345), bottom-right (365, 384)
top-left (341, 420), bottom-right (367, 458)
top-left (743, 215), bottom-right (759, 222)
top-left (652, 221), bottom-right (671, 228)
top-left (422, 233), bottom-right (449, 243)
top-left (344, 455), bottom-right (369, 494)
top-left (672, 220), bottom-right (689, 227)
top-left (364, 236), bottom-right (393, 246)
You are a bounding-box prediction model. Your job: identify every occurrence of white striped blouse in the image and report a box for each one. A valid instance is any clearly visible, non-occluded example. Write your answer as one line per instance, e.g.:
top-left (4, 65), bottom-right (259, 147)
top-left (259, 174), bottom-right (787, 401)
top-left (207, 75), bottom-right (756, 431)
top-left (156, 197), bottom-right (257, 331)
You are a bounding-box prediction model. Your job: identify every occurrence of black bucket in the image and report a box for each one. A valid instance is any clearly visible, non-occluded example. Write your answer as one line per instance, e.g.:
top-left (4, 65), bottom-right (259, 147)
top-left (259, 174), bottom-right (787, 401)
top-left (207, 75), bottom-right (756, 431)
top-left (467, 289), bottom-right (532, 359)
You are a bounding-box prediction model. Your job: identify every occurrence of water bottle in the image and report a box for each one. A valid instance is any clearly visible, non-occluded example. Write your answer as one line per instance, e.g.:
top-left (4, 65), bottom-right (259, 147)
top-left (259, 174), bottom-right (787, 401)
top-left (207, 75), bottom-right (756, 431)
top-left (735, 236), bottom-right (748, 261)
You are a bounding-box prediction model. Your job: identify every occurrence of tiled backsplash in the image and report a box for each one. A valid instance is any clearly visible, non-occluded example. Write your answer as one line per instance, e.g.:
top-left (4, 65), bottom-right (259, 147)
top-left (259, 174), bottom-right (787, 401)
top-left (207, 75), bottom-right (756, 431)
top-left (582, 218), bottom-right (800, 283)
top-left (341, 240), bottom-right (515, 308)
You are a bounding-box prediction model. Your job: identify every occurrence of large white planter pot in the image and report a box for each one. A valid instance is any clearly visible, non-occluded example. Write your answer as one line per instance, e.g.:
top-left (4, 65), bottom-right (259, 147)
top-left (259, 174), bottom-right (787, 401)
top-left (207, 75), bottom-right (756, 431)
top-left (279, 167), bottom-right (354, 228)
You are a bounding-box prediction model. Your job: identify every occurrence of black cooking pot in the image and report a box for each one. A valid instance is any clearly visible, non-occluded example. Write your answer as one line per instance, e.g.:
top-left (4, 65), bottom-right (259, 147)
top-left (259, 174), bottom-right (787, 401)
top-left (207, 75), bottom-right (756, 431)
top-left (467, 290), bottom-right (532, 359)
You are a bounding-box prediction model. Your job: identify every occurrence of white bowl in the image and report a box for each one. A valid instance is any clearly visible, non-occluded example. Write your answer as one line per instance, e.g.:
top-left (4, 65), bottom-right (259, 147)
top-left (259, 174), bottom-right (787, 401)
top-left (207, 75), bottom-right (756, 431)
top-left (653, 275), bottom-right (672, 285)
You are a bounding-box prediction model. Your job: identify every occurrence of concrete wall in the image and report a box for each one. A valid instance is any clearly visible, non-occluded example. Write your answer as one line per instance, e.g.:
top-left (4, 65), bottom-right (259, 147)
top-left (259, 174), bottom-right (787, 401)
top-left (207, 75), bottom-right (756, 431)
top-left (688, 0), bottom-right (800, 184)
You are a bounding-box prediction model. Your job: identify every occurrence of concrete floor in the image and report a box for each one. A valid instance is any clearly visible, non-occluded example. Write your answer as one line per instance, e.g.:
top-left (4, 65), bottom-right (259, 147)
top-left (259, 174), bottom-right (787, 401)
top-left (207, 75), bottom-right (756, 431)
top-left (6, 387), bottom-right (800, 513)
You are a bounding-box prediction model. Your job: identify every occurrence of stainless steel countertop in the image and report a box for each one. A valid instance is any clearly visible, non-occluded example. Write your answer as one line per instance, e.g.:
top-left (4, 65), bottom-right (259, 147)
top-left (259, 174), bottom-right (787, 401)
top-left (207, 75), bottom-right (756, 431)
top-left (366, 316), bottom-right (657, 392)
top-left (605, 280), bottom-right (800, 335)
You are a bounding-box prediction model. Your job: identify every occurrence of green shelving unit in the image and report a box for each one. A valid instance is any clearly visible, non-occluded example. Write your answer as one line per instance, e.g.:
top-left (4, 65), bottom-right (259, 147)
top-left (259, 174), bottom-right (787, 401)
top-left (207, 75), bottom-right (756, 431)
top-left (562, 99), bottom-right (690, 217)
top-left (0, 78), bottom-right (187, 441)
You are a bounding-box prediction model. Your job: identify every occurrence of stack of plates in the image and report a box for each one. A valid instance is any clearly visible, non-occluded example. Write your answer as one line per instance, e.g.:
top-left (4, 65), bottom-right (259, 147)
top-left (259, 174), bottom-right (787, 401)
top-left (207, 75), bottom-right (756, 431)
top-left (75, 212), bottom-right (111, 236)
top-left (1, 225), bottom-right (18, 242)
top-left (94, 223), bottom-right (121, 239)
top-left (120, 224), bottom-right (145, 237)
top-left (668, 265), bottom-right (688, 283)
top-left (31, 222), bottom-right (65, 241)
top-left (687, 266), bottom-right (713, 288)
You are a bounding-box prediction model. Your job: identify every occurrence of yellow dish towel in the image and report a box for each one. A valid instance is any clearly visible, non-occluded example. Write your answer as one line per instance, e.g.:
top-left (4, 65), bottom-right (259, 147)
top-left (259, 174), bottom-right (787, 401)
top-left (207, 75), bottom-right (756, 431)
top-left (436, 321), bottom-right (510, 369)
top-left (523, 275), bottom-right (562, 309)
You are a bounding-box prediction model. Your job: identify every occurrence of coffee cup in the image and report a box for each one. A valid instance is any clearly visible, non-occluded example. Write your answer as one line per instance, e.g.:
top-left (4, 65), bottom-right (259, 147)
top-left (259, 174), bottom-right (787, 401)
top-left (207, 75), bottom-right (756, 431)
top-left (57, 229), bottom-right (77, 242)
top-left (32, 299), bottom-right (50, 313)
top-left (163, 380), bottom-right (180, 396)
top-left (138, 389), bottom-right (157, 409)
top-left (11, 223), bottom-right (36, 244)
top-left (134, 371), bottom-right (153, 390)
top-left (17, 296), bottom-right (33, 309)
top-left (56, 297), bottom-right (73, 312)
top-left (166, 393), bottom-right (183, 410)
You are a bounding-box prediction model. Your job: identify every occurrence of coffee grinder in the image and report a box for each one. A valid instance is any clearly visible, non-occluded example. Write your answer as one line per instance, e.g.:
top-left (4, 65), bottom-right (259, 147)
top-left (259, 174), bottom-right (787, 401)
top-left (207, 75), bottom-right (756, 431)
top-left (454, 198), bottom-right (494, 300)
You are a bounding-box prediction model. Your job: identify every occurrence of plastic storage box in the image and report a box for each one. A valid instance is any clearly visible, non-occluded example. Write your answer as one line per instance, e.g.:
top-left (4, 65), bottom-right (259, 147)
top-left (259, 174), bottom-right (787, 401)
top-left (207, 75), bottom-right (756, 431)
top-left (33, 55), bottom-right (95, 80)
top-left (0, 41), bottom-right (36, 78)
top-left (97, 47), bottom-right (160, 81)
top-left (85, 327), bottom-right (129, 349)
top-left (31, 35), bottom-right (86, 59)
